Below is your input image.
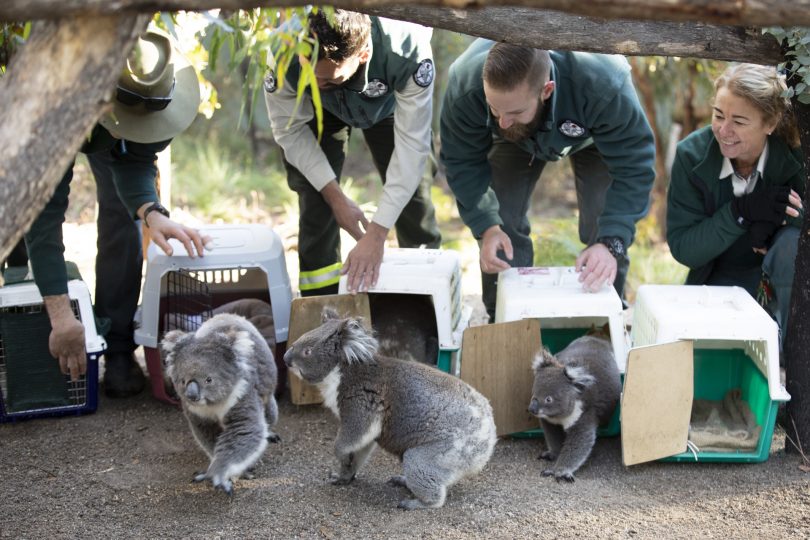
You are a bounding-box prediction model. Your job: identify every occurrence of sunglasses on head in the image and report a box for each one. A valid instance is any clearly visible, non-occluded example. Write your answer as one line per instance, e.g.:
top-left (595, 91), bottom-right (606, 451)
top-left (116, 79), bottom-right (175, 111)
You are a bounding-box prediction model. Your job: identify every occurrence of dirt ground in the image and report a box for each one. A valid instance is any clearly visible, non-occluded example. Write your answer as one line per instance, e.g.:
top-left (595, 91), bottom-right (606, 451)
top-left (2, 378), bottom-right (809, 539)
top-left (2, 215), bottom-right (809, 539)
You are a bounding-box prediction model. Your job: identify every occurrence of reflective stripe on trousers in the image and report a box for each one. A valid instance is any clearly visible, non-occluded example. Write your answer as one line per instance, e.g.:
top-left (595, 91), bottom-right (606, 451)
top-left (299, 262), bottom-right (342, 291)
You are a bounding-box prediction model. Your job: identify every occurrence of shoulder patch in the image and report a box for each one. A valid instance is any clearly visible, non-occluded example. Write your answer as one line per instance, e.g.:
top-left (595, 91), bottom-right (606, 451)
top-left (263, 69), bottom-right (277, 94)
top-left (362, 79), bottom-right (389, 98)
top-left (413, 59), bottom-right (434, 88)
top-left (558, 119), bottom-right (586, 138)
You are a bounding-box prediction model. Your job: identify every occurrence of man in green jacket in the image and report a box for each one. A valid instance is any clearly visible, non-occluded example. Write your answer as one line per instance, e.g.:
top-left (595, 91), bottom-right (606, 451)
top-left (25, 30), bottom-right (208, 395)
top-left (440, 41), bottom-right (655, 321)
top-left (265, 10), bottom-right (441, 296)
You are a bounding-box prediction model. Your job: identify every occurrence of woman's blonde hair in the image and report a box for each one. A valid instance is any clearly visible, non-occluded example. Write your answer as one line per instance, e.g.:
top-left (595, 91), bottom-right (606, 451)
top-left (715, 63), bottom-right (800, 148)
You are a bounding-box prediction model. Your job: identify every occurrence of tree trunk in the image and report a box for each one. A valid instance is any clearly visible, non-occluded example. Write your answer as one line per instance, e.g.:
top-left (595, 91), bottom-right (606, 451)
top-left (784, 100), bottom-right (810, 456)
top-left (0, 14), bottom-right (148, 270)
top-left (3, 0), bottom-right (810, 28)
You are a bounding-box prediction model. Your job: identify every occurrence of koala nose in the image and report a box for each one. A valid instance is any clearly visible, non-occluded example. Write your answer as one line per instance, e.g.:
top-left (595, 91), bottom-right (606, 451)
top-left (283, 348), bottom-right (294, 367)
top-left (528, 398), bottom-right (540, 416)
top-left (185, 380), bottom-right (201, 402)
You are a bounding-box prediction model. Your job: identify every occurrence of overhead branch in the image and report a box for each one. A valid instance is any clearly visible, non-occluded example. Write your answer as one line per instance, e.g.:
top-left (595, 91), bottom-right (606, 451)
top-left (362, 6), bottom-right (783, 64)
top-left (2, 0), bottom-right (810, 28)
top-left (0, 14), bottom-right (148, 265)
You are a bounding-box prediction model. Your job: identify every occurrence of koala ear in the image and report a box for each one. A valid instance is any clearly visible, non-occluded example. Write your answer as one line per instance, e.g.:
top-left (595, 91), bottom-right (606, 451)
top-left (531, 348), bottom-right (556, 371)
top-left (321, 306), bottom-right (340, 323)
top-left (564, 365), bottom-right (596, 392)
top-left (160, 330), bottom-right (189, 371)
top-left (338, 317), bottom-right (378, 364)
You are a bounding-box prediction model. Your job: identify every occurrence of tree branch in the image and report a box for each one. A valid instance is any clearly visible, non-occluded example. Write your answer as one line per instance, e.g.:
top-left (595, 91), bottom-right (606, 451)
top-left (2, 0), bottom-right (810, 28)
top-left (362, 6), bottom-right (783, 64)
top-left (0, 14), bottom-right (148, 266)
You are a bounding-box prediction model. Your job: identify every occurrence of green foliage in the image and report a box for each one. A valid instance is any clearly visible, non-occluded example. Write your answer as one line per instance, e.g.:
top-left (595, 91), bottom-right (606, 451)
top-left (764, 27), bottom-right (810, 104)
top-left (0, 22), bottom-right (30, 75)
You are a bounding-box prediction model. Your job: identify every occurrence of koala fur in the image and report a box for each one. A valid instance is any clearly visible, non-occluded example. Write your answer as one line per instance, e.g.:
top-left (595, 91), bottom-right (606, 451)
top-left (161, 313), bottom-right (279, 495)
top-left (283, 307), bottom-right (497, 510)
top-left (528, 335), bottom-right (621, 482)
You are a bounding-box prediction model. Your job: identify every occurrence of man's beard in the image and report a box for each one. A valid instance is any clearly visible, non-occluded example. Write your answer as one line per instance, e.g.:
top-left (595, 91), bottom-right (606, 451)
top-left (497, 98), bottom-right (545, 143)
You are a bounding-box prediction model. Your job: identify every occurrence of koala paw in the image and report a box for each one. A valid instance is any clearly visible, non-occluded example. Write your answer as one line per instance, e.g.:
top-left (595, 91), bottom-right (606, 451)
top-left (192, 471), bottom-right (208, 483)
top-left (267, 432), bottom-right (281, 444)
top-left (214, 478), bottom-right (234, 496)
top-left (554, 472), bottom-right (576, 483)
top-left (397, 498), bottom-right (425, 511)
top-left (541, 468), bottom-right (555, 478)
top-left (387, 475), bottom-right (408, 488)
top-left (538, 450), bottom-right (556, 461)
top-left (329, 471), bottom-right (356, 486)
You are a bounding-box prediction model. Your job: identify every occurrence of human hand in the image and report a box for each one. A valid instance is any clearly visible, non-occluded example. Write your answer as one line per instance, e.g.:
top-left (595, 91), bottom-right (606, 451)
top-left (749, 221), bottom-right (780, 254)
top-left (43, 295), bottom-right (87, 381)
top-left (575, 243), bottom-right (617, 293)
top-left (341, 223), bottom-right (388, 293)
top-left (731, 185), bottom-right (795, 226)
top-left (141, 209), bottom-right (210, 258)
top-left (480, 225), bottom-right (513, 274)
top-left (321, 181), bottom-right (369, 241)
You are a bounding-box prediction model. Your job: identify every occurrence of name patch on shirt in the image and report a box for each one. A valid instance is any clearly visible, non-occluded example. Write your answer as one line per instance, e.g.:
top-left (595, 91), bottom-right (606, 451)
top-left (558, 119), bottom-right (586, 138)
top-left (362, 79), bottom-right (389, 98)
top-left (413, 59), bottom-right (434, 87)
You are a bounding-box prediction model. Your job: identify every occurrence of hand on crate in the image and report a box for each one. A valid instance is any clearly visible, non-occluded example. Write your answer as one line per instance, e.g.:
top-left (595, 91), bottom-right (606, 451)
top-left (342, 222), bottom-right (387, 293)
top-left (321, 181), bottom-right (369, 241)
top-left (138, 205), bottom-right (210, 258)
top-left (43, 295), bottom-right (87, 381)
top-left (575, 243), bottom-right (616, 293)
top-left (479, 225), bottom-right (513, 274)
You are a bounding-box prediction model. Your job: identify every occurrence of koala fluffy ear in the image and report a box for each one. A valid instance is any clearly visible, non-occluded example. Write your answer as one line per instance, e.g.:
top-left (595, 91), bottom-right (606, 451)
top-left (564, 365), bottom-right (597, 392)
top-left (531, 348), bottom-right (556, 371)
top-left (338, 317), bottom-right (378, 364)
top-left (321, 306), bottom-right (340, 323)
top-left (160, 330), bottom-right (188, 370)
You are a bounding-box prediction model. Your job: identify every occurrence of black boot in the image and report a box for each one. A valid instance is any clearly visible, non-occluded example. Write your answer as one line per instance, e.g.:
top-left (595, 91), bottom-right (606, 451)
top-left (103, 351), bottom-right (146, 398)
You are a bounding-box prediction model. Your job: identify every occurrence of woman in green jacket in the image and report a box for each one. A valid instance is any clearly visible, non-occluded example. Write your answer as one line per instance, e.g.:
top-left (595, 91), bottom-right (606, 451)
top-left (667, 63), bottom-right (804, 345)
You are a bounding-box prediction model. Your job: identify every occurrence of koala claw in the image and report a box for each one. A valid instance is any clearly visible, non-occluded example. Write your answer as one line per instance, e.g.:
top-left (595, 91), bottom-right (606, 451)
top-left (192, 472), bottom-right (208, 483)
top-left (267, 432), bottom-right (282, 444)
top-left (329, 471), bottom-right (355, 486)
top-left (555, 472), bottom-right (576, 483)
top-left (538, 450), bottom-right (556, 461)
top-left (387, 475), bottom-right (408, 488)
top-left (397, 498), bottom-right (423, 511)
top-left (215, 480), bottom-right (234, 496)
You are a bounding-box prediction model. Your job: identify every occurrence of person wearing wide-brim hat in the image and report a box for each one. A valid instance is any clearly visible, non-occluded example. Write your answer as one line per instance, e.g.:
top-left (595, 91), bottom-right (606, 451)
top-left (24, 28), bottom-right (209, 399)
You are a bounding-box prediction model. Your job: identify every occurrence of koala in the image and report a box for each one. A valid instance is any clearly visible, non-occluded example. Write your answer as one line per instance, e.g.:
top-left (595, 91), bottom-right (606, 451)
top-left (161, 313), bottom-right (280, 495)
top-left (369, 293), bottom-right (439, 366)
top-left (528, 335), bottom-right (621, 482)
top-left (283, 307), bottom-right (497, 510)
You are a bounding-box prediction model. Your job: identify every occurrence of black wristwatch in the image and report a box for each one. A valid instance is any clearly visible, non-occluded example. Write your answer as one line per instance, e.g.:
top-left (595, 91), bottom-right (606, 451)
top-left (142, 201), bottom-right (170, 227)
top-left (596, 236), bottom-right (627, 260)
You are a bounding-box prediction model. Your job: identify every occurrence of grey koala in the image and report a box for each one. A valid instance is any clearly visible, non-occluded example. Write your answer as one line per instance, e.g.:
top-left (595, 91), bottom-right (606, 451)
top-left (528, 335), bottom-right (621, 482)
top-left (369, 293), bottom-right (439, 366)
top-left (283, 307), bottom-right (497, 510)
top-left (161, 313), bottom-right (280, 495)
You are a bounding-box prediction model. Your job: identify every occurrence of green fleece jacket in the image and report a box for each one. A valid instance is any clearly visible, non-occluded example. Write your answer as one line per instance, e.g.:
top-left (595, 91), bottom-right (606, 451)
top-left (25, 125), bottom-right (168, 296)
top-left (439, 39), bottom-right (656, 245)
top-left (667, 125), bottom-right (805, 288)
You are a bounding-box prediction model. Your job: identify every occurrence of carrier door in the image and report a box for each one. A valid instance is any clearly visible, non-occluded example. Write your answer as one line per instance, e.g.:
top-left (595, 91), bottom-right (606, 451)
top-left (460, 319), bottom-right (541, 437)
top-left (287, 293), bottom-right (372, 405)
top-left (621, 340), bottom-right (694, 465)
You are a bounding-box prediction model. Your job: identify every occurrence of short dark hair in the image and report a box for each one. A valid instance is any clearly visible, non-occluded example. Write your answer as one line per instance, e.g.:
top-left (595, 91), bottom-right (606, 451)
top-left (308, 9), bottom-right (371, 63)
top-left (483, 43), bottom-right (551, 92)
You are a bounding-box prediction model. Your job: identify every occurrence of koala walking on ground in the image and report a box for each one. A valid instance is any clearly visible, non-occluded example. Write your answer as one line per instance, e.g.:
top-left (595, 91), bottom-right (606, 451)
top-left (528, 334), bottom-right (621, 482)
top-left (161, 313), bottom-right (280, 495)
top-left (284, 307), bottom-right (497, 510)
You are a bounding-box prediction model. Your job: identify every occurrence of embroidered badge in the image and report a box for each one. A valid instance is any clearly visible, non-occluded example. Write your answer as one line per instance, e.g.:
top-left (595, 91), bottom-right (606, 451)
top-left (558, 119), bottom-right (586, 138)
top-left (413, 59), bottom-right (434, 87)
top-left (362, 79), bottom-right (389, 98)
top-left (263, 69), bottom-right (277, 94)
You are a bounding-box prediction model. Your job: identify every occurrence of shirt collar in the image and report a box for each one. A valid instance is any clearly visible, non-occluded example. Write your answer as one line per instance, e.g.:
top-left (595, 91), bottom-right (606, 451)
top-left (719, 140), bottom-right (769, 180)
top-left (720, 140), bottom-right (769, 196)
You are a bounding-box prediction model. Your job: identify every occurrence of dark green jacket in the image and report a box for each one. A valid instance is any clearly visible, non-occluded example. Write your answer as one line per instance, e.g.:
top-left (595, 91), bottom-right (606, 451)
top-left (25, 125), bottom-right (168, 296)
top-left (283, 16), bottom-right (432, 129)
top-left (667, 125), bottom-right (805, 289)
top-left (439, 39), bottom-right (656, 244)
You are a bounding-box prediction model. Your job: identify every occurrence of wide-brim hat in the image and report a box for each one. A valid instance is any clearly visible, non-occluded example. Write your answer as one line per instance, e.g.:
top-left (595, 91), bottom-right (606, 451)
top-left (99, 29), bottom-right (200, 143)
